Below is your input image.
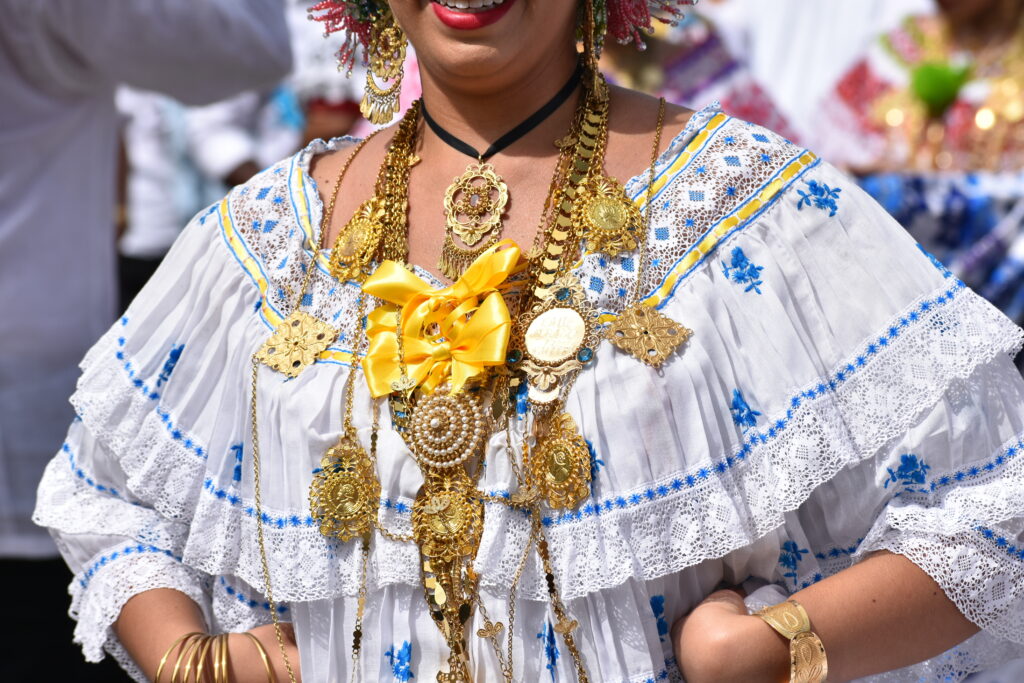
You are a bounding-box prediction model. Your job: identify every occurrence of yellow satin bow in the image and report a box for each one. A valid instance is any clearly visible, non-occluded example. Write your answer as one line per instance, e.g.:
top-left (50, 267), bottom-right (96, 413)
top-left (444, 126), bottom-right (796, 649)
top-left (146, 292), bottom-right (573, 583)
top-left (361, 240), bottom-right (522, 397)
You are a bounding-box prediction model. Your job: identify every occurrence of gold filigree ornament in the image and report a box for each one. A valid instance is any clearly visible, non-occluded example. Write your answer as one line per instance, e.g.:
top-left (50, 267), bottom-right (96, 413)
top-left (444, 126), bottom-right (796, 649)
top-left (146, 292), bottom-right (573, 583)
top-left (605, 303), bottom-right (692, 368)
top-left (412, 471), bottom-right (485, 563)
top-left (408, 389), bottom-right (489, 470)
top-left (328, 198), bottom-right (385, 283)
top-left (508, 276), bottom-right (599, 405)
top-left (309, 435), bottom-right (380, 541)
top-left (361, 12), bottom-right (407, 125)
top-left (574, 175), bottom-right (643, 257)
top-left (444, 163), bottom-right (509, 246)
top-left (255, 311), bottom-right (338, 378)
top-left (531, 412), bottom-right (591, 510)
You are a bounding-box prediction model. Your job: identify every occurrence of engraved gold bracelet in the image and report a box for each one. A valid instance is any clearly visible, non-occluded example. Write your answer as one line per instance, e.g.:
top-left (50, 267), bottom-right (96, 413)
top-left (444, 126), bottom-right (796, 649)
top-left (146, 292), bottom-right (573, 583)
top-left (754, 599), bottom-right (828, 683)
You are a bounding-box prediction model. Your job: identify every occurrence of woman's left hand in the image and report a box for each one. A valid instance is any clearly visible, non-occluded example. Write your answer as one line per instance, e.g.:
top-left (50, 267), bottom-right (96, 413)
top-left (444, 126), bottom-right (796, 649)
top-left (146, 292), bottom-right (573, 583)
top-left (671, 588), bottom-right (789, 683)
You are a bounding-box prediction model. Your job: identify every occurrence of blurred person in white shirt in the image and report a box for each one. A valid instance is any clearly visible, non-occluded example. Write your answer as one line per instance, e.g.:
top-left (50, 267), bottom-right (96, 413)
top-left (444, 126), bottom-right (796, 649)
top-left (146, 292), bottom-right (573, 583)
top-left (0, 0), bottom-right (290, 677)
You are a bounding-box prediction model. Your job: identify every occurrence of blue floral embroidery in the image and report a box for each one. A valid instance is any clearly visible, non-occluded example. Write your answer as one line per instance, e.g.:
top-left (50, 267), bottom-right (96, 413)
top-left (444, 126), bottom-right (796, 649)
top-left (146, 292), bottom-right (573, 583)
top-left (587, 440), bottom-right (605, 481)
top-left (384, 641), bottom-right (414, 681)
top-left (721, 247), bottom-right (764, 294)
top-left (796, 180), bottom-right (842, 217)
top-left (650, 595), bottom-right (669, 642)
top-left (884, 454), bottom-right (931, 493)
top-left (729, 389), bottom-right (761, 430)
top-left (779, 540), bottom-right (809, 584)
top-left (916, 244), bottom-right (954, 279)
top-left (537, 622), bottom-right (560, 681)
top-left (156, 344), bottom-right (185, 388)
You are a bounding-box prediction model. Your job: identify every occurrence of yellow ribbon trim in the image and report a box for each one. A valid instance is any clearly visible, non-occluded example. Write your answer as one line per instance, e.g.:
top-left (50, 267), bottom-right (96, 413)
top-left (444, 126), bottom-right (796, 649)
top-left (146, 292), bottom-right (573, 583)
top-left (362, 240), bottom-right (521, 397)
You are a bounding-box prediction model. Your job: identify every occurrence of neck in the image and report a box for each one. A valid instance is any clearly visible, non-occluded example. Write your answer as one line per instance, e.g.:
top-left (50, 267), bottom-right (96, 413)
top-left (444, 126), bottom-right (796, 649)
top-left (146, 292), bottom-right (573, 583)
top-left (416, 46), bottom-right (581, 155)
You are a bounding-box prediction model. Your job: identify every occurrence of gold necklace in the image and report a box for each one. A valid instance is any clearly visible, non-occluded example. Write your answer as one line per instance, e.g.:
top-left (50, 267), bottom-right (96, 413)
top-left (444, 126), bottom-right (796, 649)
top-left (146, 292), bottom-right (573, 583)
top-left (422, 64), bottom-right (584, 280)
top-left (605, 99), bottom-right (694, 368)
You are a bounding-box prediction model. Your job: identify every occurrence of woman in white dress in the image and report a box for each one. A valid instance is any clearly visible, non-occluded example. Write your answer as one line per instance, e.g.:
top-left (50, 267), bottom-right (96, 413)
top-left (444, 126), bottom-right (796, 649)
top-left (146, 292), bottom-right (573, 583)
top-left (34, 0), bottom-right (1024, 681)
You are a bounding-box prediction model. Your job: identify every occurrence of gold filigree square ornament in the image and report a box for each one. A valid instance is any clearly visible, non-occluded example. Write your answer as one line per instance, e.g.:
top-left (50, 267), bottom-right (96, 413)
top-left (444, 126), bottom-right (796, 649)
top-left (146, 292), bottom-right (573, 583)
top-left (605, 304), bottom-right (692, 368)
top-left (255, 311), bottom-right (338, 378)
top-left (507, 276), bottom-right (599, 405)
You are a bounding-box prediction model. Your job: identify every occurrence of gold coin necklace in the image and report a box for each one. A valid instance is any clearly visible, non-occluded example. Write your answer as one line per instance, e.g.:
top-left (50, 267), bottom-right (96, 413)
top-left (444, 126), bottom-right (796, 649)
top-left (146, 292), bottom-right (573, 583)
top-left (423, 62), bottom-right (582, 280)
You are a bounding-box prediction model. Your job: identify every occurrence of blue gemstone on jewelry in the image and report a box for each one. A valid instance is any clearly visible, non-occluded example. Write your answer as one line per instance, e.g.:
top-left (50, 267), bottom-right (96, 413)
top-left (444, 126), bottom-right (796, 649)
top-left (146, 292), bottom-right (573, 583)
top-left (506, 349), bottom-right (523, 364)
top-left (555, 288), bottom-right (571, 301)
top-left (577, 347), bottom-right (593, 363)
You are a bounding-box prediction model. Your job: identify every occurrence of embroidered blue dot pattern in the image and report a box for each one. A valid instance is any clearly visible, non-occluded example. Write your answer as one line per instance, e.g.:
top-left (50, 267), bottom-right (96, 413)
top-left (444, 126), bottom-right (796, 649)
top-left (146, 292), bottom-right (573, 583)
top-left (219, 577), bottom-right (288, 614)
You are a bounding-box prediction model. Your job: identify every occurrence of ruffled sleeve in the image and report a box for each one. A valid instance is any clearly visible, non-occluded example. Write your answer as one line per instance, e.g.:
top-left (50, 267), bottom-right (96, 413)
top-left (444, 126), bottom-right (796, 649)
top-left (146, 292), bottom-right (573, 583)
top-left (32, 155), bottom-right (305, 676)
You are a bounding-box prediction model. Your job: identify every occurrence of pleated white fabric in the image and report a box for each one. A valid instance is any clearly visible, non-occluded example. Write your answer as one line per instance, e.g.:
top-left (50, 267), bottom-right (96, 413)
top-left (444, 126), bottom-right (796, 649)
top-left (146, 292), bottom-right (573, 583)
top-left (34, 104), bottom-right (1024, 682)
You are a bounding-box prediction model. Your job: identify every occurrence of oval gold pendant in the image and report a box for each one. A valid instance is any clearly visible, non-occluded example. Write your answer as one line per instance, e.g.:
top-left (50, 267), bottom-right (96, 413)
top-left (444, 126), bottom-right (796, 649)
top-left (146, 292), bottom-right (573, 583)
top-left (309, 436), bottom-right (380, 541)
top-left (575, 175), bottom-right (642, 257)
top-left (443, 162), bottom-right (509, 247)
top-left (531, 412), bottom-right (591, 510)
top-left (329, 198), bottom-right (384, 283)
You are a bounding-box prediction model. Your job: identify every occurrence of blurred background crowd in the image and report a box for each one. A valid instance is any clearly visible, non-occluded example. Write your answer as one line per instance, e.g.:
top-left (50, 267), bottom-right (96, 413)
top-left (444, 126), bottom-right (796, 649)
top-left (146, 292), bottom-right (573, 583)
top-left (2, 0), bottom-right (1023, 678)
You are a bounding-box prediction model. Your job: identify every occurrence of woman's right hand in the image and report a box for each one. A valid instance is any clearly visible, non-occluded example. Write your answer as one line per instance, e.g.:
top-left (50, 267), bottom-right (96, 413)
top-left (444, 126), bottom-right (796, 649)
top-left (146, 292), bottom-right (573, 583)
top-left (227, 623), bottom-right (302, 682)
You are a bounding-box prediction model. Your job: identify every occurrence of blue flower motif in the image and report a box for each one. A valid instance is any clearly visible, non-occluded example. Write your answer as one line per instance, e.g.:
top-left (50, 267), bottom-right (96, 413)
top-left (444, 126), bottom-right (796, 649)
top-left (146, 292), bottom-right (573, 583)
top-left (650, 595), bottom-right (670, 642)
top-left (729, 389), bottom-right (761, 431)
top-left (779, 540), bottom-right (809, 582)
top-left (586, 440), bottom-right (605, 482)
top-left (156, 344), bottom-right (185, 388)
top-left (884, 454), bottom-right (931, 491)
top-left (384, 641), bottom-right (414, 681)
top-left (537, 622), bottom-right (560, 681)
top-left (796, 180), bottom-right (842, 217)
top-left (721, 247), bottom-right (765, 294)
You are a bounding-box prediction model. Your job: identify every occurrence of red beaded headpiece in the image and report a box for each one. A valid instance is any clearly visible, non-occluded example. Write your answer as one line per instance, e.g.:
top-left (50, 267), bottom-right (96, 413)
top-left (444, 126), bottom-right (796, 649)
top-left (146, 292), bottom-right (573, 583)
top-left (309, 0), bottom-right (698, 70)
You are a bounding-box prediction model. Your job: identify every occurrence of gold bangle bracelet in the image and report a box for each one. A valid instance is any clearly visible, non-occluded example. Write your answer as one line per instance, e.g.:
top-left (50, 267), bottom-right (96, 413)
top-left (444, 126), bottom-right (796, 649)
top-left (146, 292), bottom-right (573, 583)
top-left (155, 632), bottom-right (204, 683)
top-left (755, 599), bottom-right (828, 683)
top-left (171, 633), bottom-right (204, 683)
top-left (242, 631), bottom-right (278, 683)
top-left (194, 634), bottom-right (216, 683)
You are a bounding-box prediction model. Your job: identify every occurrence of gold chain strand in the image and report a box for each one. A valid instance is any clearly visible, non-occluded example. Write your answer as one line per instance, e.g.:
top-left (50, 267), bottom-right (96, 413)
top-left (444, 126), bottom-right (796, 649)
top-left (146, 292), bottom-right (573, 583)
top-left (351, 535), bottom-right (372, 680)
top-left (535, 517), bottom-right (589, 683)
top-left (249, 127), bottom-right (388, 683)
top-left (632, 98), bottom-right (665, 301)
top-left (299, 131), bottom-right (381, 297)
top-left (250, 361), bottom-right (298, 683)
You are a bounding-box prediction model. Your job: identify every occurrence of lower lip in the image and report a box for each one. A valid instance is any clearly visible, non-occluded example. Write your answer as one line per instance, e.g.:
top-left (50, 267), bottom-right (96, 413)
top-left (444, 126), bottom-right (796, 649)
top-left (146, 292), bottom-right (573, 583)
top-left (430, 0), bottom-right (517, 30)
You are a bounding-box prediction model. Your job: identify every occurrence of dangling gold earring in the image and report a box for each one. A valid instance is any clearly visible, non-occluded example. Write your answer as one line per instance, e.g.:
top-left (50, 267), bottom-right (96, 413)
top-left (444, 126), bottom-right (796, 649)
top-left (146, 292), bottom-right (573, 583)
top-left (582, 0), bottom-right (601, 89)
top-left (362, 9), bottom-right (407, 125)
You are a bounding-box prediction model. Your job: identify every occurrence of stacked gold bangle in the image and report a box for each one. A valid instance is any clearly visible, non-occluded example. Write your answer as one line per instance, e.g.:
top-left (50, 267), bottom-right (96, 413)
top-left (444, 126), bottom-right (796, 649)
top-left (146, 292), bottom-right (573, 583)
top-left (154, 631), bottom-right (277, 683)
top-left (754, 599), bottom-right (828, 683)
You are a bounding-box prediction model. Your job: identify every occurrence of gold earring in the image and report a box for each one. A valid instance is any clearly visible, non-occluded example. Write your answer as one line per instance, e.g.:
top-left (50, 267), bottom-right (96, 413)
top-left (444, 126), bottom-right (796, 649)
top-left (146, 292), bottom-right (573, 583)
top-left (582, 0), bottom-right (601, 89)
top-left (362, 10), bottom-right (407, 125)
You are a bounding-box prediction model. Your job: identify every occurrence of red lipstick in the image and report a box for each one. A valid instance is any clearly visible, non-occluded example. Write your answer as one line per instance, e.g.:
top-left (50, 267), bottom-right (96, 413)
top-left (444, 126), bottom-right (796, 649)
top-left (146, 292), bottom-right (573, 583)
top-left (430, 0), bottom-right (518, 30)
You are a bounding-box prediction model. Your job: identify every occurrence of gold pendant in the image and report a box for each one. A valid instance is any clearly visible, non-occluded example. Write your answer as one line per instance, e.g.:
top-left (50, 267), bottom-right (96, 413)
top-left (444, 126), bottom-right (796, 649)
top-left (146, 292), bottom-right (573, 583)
top-left (309, 435), bottom-right (380, 542)
top-left (443, 162), bottom-right (509, 247)
top-left (255, 311), bottom-right (337, 378)
top-left (328, 198), bottom-right (384, 283)
top-left (408, 390), bottom-right (489, 470)
top-left (575, 175), bottom-right (642, 257)
top-left (510, 276), bottom-right (598, 405)
top-left (360, 15), bottom-right (406, 125)
top-left (412, 471), bottom-right (484, 562)
top-left (531, 412), bottom-right (591, 510)
top-left (605, 303), bottom-right (692, 368)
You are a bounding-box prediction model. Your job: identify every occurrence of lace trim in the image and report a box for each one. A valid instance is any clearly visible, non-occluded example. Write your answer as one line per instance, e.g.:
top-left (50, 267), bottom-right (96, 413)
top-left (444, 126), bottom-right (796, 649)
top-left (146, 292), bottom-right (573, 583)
top-left (477, 284), bottom-right (1024, 600)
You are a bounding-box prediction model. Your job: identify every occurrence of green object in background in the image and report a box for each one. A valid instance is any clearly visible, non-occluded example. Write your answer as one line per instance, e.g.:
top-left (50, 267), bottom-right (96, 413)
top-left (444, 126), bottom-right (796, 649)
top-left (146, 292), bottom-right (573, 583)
top-left (910, 62), bottom-right (972, 118)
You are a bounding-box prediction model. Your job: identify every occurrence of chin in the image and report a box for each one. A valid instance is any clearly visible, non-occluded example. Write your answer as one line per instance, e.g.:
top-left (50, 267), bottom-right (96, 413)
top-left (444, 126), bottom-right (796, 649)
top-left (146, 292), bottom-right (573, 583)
top-left (392, 0), bottom-right (576, 84)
